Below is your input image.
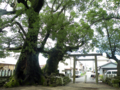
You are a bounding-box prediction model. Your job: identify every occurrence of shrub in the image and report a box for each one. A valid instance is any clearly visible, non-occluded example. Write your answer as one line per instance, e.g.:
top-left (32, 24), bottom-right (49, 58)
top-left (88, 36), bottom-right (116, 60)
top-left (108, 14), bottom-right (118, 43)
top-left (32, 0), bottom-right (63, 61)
top-left (104, 77), bottom-right (120, 88)
top-left (113, 84), bottom-right (119, 88)
top-left (4, 77), bottom-right (19, 88)
top-left (99, 75), bottom-right (103, 81)
top-left (111, 79), bottom-right (120, 84)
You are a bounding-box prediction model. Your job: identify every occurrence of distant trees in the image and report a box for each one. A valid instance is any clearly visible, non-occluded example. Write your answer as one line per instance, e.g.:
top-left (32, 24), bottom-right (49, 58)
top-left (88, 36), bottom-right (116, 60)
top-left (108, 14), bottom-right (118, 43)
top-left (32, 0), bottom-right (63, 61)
top-left (85, 0), bottom-right (120, 76)
top-left (95, 20), bottom-right (120, 76)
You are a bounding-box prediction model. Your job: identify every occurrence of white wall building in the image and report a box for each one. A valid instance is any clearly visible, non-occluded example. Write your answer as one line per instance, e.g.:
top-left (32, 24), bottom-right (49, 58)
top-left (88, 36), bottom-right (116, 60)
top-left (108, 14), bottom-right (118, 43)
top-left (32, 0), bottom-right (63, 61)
top-left (58, 57), bottom-right (84, 75)
top-left (57, 56), bottom-right (114, 75)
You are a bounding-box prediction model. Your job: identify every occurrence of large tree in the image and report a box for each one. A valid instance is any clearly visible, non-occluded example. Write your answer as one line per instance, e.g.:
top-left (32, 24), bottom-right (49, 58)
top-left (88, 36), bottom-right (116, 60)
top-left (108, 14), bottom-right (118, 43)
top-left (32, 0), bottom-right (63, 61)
top-left (93, 20), bottom-right (120, 76)
top-left (0, 0), bottom-right (45, 86)
top-left (85, 0), bottom-right (120, 76)
top-left (43, 22), bottom-right (94, 75)
top-left (40, 0), bottom-right (94, 75)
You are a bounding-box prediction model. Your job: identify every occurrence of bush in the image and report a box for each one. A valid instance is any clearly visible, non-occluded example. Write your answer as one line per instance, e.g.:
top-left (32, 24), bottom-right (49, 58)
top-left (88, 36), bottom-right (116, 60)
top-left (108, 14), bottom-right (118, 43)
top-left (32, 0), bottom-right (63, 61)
top-left (104, 77), bottom-right (112, 85)
top-left (111, 79), bottom-right (120, 84)
top-left (4, 77), bottom-right (19, 88)
top-left (113, 84), bottom-right (119, 88)
top-left (114, 76), bottom-right (120, 80)
top-left (104, 77), bottom-right (120, 88)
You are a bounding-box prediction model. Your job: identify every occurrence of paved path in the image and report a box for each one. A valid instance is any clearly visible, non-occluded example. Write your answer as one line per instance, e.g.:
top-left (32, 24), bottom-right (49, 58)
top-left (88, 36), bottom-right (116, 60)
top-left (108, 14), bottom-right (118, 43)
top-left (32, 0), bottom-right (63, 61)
top-left (72, 72), bottom-right (99, 83)
top-left (0, 82), bottom-right (119, 90)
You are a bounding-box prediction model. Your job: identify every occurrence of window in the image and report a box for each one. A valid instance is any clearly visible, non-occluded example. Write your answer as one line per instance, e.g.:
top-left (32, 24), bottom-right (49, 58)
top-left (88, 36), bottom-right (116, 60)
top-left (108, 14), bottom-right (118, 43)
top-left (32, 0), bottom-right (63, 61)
top-left (112, 71), bottom-right (117, 74)
top-left (107, 71), bottom-right (111, 74)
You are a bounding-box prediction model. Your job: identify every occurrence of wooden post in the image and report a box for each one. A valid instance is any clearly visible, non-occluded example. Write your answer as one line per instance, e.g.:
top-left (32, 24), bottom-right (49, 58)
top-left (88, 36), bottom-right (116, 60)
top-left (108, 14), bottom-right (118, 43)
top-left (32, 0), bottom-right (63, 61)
top-left (4, 70), bottom-right (6, 77)
top-left (10, 70), bottom-right (12, 76)
top-left (0, 70), bottom-right (2, 77)
top-left (73, 57), bottom-right (76, 83)
top-left (84, 75), bottom-right (87, 83)
top-left (95, 56), bottom-right (98, 84)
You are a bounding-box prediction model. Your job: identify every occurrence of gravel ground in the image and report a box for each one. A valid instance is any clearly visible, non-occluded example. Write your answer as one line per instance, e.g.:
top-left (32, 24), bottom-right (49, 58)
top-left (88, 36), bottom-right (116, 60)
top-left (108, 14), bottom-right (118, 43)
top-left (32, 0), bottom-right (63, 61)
top-left (0, 82), bottom-right (119, 90)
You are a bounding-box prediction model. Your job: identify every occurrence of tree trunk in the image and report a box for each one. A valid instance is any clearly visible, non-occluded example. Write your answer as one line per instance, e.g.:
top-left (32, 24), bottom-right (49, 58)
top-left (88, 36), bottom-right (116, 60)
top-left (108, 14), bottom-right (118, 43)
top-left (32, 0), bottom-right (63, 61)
top-left (15, 10), bottom-right (44, 85)
top-left (43, 45), bottom-right (79, 75)
top-left (117, 60), bottom-right (120, 76)
top-left (44, 48), bottom-right (64, 75)
top-left (5, 10), bottom-right (45, 87)
top-left (14, 50), bottom-right (44, 85)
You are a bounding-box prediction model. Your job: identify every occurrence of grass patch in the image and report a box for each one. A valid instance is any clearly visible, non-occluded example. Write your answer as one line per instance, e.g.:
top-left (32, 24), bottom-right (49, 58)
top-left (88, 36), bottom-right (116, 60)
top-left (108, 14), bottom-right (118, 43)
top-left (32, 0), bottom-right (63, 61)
top-left (81, 72), bottom-right (86, 77)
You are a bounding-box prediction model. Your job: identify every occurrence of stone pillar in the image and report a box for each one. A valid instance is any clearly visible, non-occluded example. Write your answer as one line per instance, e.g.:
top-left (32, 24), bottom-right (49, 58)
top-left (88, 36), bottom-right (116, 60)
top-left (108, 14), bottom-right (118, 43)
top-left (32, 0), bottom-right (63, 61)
top-left (95, 56), bottom-right (98, 84)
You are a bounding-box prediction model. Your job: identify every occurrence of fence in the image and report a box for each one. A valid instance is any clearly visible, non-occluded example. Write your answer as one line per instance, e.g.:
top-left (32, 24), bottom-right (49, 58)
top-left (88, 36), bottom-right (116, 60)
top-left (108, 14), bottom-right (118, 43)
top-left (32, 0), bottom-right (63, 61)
top-left (0, 70), bottom-right (14, 78)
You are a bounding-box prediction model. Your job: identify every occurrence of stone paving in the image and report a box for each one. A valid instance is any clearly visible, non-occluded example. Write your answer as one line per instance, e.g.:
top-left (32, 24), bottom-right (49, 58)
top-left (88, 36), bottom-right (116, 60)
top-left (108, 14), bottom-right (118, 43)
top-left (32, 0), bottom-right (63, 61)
top-left (0, 82), bottom-right (120, 90)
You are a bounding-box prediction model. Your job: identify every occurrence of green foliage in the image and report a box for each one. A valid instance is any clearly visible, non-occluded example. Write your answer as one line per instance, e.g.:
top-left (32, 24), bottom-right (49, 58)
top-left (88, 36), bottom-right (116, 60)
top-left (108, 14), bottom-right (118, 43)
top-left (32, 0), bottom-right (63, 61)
top-left (112, 84), bottom-right (119, 88)
top-left (114, 76), bottom-right (120, 80)
top-left (99, 75), bottom-right (103, 80)
top-left (30, 0), bottom-right (39, 9)
top-left (0, 33), bottom-right (8, 58)
top-left (40, 0), bottom-right (94, 59)
top-left (70, 10), bottom-right (78, 18)
top-left (111, 79), bottom-right (120, 84)
top-left (104, 77), bottom-right (120, 88)
top-left (4, 77), bottom-right (20, 88)
top-left (86, 8), bottom-right (107, 24)
top-left (93, 20), bottom-right (120, 55)
top-left (56, 78), bottom-right (62, 85)
top-left (63, 76), bottom-right (71, 85)
top-left (27, 1), bottom-right (31, 7)
top-left (81, 72), bottom-right (86, 77)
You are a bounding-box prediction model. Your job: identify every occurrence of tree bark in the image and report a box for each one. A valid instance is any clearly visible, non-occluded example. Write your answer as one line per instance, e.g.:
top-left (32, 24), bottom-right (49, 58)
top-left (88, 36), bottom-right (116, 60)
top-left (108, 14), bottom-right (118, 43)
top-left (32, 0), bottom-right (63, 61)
top-left (13, 9), bottom-right (44, 85)
top-left (43, 43), bottom-right (82, 75)
top-left (3, 0), bottom-right (45, 87)
top-left (43, 48), bottom-right (65, 75)
top-left (117, 60), bottom-right (120, 76)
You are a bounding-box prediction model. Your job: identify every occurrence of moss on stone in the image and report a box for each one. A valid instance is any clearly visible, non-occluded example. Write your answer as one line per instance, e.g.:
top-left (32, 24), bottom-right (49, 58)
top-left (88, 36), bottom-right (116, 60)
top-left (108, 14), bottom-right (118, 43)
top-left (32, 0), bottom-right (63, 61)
top-left (42, 74), bottom-right (71, 87)
top-left (56, 78), bottom-right (62, 85)
top-left (4, 77), bottom-right (20, 88)
top-left (63, 76), bottom-right (71, 85)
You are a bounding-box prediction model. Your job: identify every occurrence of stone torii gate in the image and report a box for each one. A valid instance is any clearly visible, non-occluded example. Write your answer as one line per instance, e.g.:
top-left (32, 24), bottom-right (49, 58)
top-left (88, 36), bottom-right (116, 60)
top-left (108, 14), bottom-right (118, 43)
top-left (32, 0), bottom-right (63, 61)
top-left (69, 53), bottom-right (102, 84)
